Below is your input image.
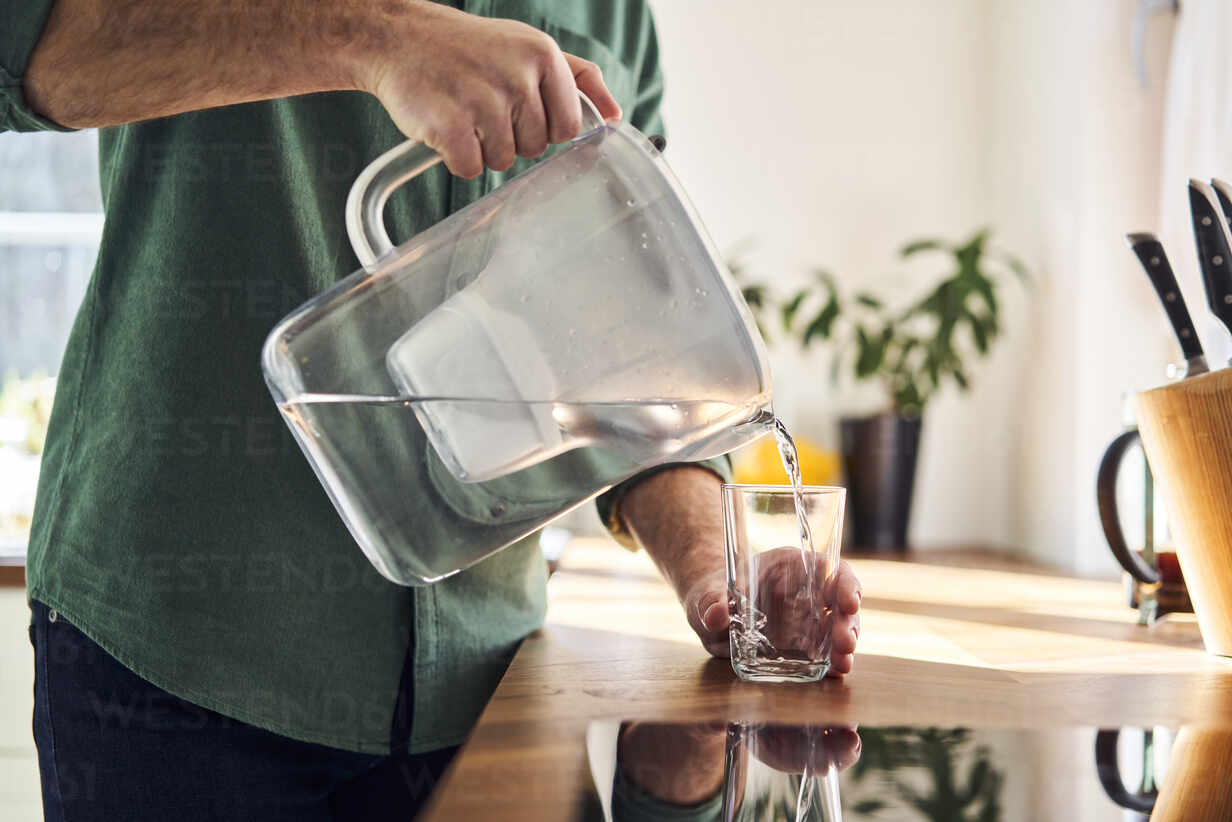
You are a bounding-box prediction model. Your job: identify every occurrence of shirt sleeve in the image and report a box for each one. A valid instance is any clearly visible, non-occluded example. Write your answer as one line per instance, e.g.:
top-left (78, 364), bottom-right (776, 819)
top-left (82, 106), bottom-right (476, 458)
top-left (595, 456), bottom-right (733, 550)
top-left (1, 0), bottom-right (73, 133)
top-left (624, 1), bottom-right (666, 138)
top-left (610, 764), bottom-right (724, 822)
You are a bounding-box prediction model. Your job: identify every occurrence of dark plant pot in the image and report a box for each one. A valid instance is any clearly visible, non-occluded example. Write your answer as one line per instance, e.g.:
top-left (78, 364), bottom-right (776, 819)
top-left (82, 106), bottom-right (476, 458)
top-left (840, 413), bottom-right (923, 553)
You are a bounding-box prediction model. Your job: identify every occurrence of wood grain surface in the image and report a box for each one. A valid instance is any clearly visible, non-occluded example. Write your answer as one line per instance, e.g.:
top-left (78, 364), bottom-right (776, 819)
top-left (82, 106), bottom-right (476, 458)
top-left (1149, 726), bottom-right (1232, 821)
top-left (1137, 367), bottom-right (1232, 655)
top-left (420, 540), bottom-right (1232, 821)
top-left (0, 564), bottom-right (24, 588)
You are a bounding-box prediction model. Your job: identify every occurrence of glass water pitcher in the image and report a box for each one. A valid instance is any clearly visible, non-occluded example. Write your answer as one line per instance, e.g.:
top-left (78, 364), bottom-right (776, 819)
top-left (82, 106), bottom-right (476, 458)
top-left (262, 95), bottom-right (772, 585)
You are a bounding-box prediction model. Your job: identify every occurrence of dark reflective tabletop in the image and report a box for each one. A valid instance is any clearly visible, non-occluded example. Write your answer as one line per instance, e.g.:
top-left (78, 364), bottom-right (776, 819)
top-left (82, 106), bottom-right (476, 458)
top-left (577, 722), bottom-right (1230, 821)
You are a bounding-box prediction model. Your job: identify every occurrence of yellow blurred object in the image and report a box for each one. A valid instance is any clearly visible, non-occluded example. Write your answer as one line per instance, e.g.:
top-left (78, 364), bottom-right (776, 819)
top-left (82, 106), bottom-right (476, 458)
top-left (731, 433), bottom-right (842, 486)
top-left (0, 373), bottom-right (56, 455)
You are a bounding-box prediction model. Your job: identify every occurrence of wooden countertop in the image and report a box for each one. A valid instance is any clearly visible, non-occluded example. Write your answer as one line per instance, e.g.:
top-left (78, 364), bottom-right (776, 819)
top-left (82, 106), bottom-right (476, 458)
top-left (422, 539), bottom-right (1232, 820)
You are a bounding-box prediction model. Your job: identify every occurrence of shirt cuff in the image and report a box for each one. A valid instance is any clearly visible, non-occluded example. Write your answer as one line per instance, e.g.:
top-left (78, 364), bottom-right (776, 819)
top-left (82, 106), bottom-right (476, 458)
top-left (596, 456), bottom-right (733, 551)
top-left (1, 0), bottom-right (73, 134)
top-left (0, 78), bottom-right (71, 133)
top-left (610, 764), bottom-right (724, 821)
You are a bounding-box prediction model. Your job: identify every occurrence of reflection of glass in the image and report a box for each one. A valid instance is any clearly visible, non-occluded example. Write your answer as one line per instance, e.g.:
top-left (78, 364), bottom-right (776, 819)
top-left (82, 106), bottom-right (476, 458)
top-left (722, 484), bottom-right (845, 682)
top-left (722, 723), bottom-right (847, 822)
top-left (591, 722), bottom-right (1223, 821)
top-left (602, 721), bottom-right (857, 822)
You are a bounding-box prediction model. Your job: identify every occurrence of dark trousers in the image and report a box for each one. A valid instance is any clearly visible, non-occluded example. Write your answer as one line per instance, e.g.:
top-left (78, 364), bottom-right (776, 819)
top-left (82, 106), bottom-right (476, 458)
top-left (28, 601), bottom-right (457, 821)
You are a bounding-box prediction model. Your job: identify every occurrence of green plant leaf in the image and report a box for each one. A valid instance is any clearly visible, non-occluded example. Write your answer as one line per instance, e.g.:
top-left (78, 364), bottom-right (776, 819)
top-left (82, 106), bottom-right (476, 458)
top-left (893, 378), bottom-right (924, 416)
top-left (971, 275), bottom-right (998, 317)
top-left (803, 295), bottom-right (841, 347)
top-left (996, 249), bottom-right (1030, 282)
top-left (741, 285), bottom-right (765, 309)
top-left (855, 325), bottom-right (888, 377)
top-left (852, 799), bottom-right (888, 814)
top-left (900, 238), bottom-right (946, 257)
top-left (952, 367), bottom-right (969, 390)
top-left (925, 352), bottom-right (940, 388)
top-left (781, 289), bottom-right (808, 331)
top-left (962, 758), bottom-right (991, 803)
top-left (969, 311), bottom-right (989, 353)
top-left (814, 268), bottom-right (838, 289)
top-left (855, 293), bottom-right (883, 309)
top-left (959, 227), bottom-right (992, 260)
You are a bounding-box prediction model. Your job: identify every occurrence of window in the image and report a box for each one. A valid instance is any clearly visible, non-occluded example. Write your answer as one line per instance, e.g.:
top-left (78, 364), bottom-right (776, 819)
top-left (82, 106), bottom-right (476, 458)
top-left (0, 129), bottom-right (102, 562)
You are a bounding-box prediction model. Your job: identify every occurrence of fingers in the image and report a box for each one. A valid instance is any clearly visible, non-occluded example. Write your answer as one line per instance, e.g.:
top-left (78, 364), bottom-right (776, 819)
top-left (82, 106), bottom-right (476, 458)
top-left (375, 15), bottom-right (625, 177)
top-left (512, 87), bottom-right (548, 158)
top-left (826, 651), bottom-right (854, 678)
top-left (563, 52), bottom-right (622, 121)
top-left (540, 48), bottom-right (583, 144)
top-left (475, 102), bottom-right (517, 172)
top-left (752, 725), bottom-right (861, 774)
top-left (425, 115), bottom-right (485, 179)
top-left (823, 727), bottom-right (862, 771)
top-left (830, 610), bottom-right (860, 656)
top-left (831, 560), bottom-right (862, 615)
top-left (827, 562), bottom-right (860, 678)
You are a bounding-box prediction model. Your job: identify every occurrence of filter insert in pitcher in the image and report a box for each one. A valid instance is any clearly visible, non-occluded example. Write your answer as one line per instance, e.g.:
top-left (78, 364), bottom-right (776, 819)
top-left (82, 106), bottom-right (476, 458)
top-left (385, 287), bottom-right (567, 482)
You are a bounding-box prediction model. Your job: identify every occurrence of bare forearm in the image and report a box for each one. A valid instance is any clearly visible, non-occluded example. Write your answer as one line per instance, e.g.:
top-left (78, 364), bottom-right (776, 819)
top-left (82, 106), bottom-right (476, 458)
top-left (620, 466), bottom-right (726, 599)
top-left (23, 0), bottom-right (410, 127)
top-left (21, 0), bottom-right (624, 179)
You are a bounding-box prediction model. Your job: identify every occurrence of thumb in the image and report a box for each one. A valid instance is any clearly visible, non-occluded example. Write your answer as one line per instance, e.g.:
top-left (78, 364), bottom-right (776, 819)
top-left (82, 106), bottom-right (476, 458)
top-left (686, 587), bottom-right (732, 658)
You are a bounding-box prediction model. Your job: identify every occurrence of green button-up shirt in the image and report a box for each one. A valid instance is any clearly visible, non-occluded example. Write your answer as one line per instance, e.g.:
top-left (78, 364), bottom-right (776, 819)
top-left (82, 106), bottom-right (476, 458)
top-left (3, 0), bottom-right (728, 755)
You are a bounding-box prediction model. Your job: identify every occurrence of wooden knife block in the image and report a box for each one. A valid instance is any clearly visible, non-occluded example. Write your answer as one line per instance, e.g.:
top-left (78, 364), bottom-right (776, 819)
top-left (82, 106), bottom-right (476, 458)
top-left (1137, 367), bottom-right (1232, 655)
top-left (1150, 727), bottom-right (1232, 821)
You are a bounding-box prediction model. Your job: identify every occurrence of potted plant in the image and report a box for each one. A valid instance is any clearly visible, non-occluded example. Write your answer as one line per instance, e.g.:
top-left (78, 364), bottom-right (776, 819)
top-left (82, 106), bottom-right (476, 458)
top-left (736, 229), bottom-right (1026, 551)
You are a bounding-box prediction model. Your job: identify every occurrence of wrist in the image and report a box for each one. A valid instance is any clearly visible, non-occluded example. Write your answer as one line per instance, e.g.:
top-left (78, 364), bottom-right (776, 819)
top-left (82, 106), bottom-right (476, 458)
top-left (621, 465), bottom-right (726, 598)
top-left (339, 0), bottom-right (445, 95)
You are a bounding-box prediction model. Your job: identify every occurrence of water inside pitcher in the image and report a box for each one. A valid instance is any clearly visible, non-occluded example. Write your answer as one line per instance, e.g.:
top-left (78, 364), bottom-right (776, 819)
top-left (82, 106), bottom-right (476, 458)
top-left (263, 95), bottom-right (772, 585)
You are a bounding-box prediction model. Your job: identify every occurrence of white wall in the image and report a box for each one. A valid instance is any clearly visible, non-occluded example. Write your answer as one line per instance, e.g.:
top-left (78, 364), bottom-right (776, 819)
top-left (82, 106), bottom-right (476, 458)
top-left (649, 0), bottom-right (1005, 550)
top-left (650, 0), bottom-right (1178, 573)
top-left (0, 587), bottom-right (39, 820)
top-left (985, 0), bottom-right (1175, 575)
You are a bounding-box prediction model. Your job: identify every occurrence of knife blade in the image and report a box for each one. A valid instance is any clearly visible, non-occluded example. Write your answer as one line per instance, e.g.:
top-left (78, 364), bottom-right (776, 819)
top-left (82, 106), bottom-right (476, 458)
top-left (1188, 180), bottom-right (1232, 355)
top-left (1127, 232), bottom-right (1209, 377)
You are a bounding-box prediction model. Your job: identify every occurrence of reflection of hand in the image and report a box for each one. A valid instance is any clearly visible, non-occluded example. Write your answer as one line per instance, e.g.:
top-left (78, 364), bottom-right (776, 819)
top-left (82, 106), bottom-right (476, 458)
top-left (617, 722), bottom-right (729, 806)
top-left (749, 724), bottom-right (862, 774)
top-left (684, 553), bottom-right (862, 677)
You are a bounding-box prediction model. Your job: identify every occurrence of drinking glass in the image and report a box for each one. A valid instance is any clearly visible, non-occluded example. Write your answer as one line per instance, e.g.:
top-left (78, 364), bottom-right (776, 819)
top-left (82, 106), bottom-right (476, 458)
top-left (722, 483), bottom-right (845, 682)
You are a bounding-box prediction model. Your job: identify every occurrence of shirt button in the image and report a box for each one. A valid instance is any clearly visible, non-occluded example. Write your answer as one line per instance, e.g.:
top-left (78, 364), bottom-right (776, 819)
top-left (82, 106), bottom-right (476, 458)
top-left (48, 609), bottom-right (58, 623)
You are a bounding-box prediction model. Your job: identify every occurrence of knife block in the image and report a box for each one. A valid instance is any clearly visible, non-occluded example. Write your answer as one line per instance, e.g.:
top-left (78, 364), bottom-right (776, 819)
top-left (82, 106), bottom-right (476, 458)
top-left (1149, 727), bottom-right (1232, 822)
top-left (1136, 367), bottom-right (1232, 655)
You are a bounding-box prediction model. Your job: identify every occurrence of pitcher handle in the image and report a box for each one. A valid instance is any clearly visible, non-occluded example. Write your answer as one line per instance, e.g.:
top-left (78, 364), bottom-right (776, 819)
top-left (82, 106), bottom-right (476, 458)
top-left (1096, 429), bottom-right (1161, 584)
top-left (346, 92), bottom-right (607, 268)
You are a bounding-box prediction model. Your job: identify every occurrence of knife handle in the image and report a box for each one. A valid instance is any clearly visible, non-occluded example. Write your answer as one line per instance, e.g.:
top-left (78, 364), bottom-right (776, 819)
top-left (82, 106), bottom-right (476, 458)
top-left (1127, 234), bottom-right (1205, 361)
top-left (1212, 178), bottom-right (1232, 228)
top-left (1188, 181), bottom-right (1232, 331)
